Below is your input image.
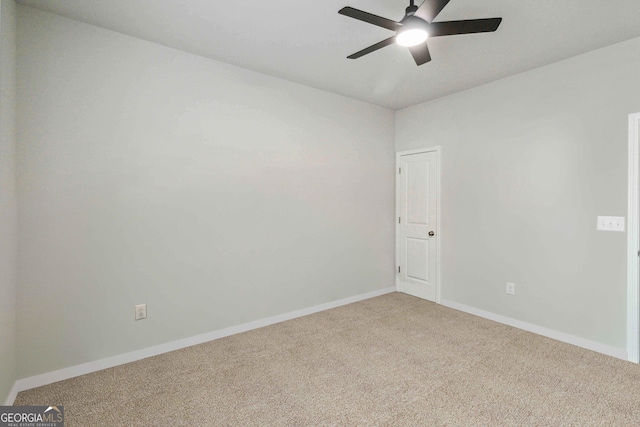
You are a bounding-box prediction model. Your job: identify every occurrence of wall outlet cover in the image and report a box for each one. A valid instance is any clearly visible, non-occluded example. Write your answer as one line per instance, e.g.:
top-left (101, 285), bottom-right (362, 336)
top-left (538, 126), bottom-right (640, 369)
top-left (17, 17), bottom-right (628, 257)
top-left (506, 282), bottom-right (515, 295)
top-left (135, 304), bottom-right (147, 321)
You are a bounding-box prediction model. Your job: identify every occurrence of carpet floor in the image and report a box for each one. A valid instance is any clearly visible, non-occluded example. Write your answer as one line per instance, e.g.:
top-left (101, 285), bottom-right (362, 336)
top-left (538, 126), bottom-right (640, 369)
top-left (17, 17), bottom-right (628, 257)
top-left (14, 292), bottom-right (640, 426)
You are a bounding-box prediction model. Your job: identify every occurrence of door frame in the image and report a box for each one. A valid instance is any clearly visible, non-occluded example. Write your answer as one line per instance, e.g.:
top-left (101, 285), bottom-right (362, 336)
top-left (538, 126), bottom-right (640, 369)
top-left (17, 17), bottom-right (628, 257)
top-left (628, 113), bottom-right (640, 363)
top-left (396, 146), bottom-right (442, 303)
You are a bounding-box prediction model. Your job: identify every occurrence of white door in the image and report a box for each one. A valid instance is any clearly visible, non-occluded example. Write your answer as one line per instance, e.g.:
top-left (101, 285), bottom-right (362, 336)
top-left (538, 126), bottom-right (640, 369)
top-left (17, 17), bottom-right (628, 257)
top-left (397, 150), bottom-right (439, 302)
top-left (628, 112), bottom-right (640, 363)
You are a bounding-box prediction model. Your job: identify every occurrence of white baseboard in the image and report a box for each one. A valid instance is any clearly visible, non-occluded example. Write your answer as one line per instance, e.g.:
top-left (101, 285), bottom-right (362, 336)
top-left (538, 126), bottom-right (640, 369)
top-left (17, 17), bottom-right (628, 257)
top-left (440, 299), bottom-right (628, 361)
top-left (4, 382), bottom-right (20, 406)
top-left (6, 287), bottom-right (395, 404)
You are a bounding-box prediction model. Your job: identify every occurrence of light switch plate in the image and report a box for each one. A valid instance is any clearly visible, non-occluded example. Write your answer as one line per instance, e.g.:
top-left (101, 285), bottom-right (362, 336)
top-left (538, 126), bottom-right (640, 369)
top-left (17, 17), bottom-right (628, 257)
top-left (597, 216), bottom-right (625, 232)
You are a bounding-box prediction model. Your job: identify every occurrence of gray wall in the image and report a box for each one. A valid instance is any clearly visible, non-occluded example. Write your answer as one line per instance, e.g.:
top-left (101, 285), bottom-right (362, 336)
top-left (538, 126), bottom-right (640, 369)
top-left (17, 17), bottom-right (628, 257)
top-left (396, 37), bottom-right (640, 350)
top-left (16, 6), bottom-right (395, 378)
top-left (0, 0), bottom-right (17, 404)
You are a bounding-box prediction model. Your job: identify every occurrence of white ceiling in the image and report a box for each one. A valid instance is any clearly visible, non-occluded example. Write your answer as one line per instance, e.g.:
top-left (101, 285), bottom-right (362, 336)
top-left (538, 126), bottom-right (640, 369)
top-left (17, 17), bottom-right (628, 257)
top-left (17, 0), bottom-right (640, 110)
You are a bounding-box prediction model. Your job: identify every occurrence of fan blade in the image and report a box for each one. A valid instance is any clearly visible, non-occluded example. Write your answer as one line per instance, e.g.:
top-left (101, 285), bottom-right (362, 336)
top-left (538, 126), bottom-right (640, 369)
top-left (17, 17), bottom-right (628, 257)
top-left (414, 0), bottom-right (451, 23)
top-left (347, 36), bottom-right (396, 59)
top-left (409, 42), bottom-right (432, 66)
top-left (428, 18), bottom-right (502, 37)
top-left (339, 7), bottom-right (400, 31)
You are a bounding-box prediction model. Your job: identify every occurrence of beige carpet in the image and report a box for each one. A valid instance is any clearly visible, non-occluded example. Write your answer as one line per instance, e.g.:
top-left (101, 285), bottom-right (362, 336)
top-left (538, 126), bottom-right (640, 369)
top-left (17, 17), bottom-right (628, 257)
top-left (14, 292), bottom-right (640, 426)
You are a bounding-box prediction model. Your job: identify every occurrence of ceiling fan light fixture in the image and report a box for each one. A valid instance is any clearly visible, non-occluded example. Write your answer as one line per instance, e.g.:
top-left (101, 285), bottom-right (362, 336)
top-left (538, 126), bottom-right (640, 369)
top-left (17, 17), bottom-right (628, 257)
top-left (396, 17), bottom-right (429, 47)
top-left (396, 28), bottom-right (428, 47)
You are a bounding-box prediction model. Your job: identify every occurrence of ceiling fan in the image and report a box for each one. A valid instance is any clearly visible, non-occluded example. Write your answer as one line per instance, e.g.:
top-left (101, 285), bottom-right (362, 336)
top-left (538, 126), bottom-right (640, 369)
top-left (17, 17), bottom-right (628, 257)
top-left (338, 0), bottom-right (502, 65)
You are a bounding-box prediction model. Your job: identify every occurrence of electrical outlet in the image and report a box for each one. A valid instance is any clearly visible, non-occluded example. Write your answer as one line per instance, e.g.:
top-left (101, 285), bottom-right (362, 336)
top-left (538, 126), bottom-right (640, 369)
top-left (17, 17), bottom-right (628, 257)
top-left (506, 282), bottom-right (515, 295)
top-left (135, 304), bottom-right (147, 321)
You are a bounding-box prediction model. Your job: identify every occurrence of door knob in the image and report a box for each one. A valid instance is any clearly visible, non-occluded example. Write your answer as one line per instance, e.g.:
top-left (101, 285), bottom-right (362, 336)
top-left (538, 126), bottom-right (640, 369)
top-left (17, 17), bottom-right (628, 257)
top-left (428, 231), bottom-right (435, 236)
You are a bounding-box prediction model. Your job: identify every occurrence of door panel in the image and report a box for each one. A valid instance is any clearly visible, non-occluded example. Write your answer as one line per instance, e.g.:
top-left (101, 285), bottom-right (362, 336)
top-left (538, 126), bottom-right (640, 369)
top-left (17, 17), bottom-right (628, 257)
top-left (397, 150), bottom-right (438, 302)
top-left (406, 238), bottom-right (429, 281)
top-left (407, 161), bottom-right (429, 225)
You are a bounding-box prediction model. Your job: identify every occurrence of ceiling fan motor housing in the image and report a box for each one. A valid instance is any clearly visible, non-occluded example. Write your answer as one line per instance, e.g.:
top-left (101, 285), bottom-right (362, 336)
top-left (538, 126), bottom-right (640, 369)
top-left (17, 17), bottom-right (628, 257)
top-left (397, 15), bottom-right (429, 36)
